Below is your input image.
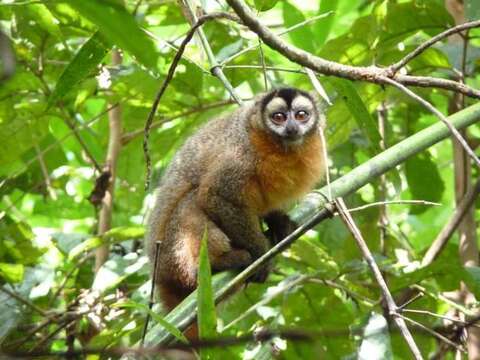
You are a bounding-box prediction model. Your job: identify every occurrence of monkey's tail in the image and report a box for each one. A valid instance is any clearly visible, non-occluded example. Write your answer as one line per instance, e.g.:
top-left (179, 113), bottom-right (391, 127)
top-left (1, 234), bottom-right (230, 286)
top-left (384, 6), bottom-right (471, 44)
top-left (157, 281), bottom-right (198, 340)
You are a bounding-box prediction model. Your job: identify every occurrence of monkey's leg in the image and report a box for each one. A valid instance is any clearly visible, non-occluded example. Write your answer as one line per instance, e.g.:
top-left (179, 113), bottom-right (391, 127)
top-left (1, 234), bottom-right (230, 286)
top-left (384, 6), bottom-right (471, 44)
top-left (263, 210), bottom-right (298, 245)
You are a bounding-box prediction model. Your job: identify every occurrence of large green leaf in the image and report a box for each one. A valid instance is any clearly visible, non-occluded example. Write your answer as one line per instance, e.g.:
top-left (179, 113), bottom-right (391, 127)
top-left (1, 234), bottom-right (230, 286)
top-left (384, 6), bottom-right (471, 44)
top-left (197, 229), bottom-right (217, 359)
top-left (331, 78), bottom-right (382, 154)
top-left (282, 2), bottom-right (315, 53)
top-left (405, 152), bottom-right (445, 214)
top-left (23, 3), bottom-right (63, 41)
top-left (313, 0), bottom-right (338, 48)
top-left (66, 0), bottom-right (158, 71)
top-left (0, 263), bottom-right (24, 283)
top-left (48, 32), bottom-right (110, 107)
top-left (253, 0), bottom-right (279, 12)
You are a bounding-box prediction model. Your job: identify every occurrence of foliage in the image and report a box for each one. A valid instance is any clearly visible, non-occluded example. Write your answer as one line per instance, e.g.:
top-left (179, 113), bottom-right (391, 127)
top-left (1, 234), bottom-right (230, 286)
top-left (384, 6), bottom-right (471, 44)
top-left (1, 0), bottom-right (480, 359)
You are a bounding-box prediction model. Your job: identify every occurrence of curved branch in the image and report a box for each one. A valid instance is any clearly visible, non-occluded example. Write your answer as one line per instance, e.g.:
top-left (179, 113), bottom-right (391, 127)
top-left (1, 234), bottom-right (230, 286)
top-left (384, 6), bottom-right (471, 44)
top-left (391, 20), bottom-right (480, 73)
top-left (224, 0), bottom-right (480, 99)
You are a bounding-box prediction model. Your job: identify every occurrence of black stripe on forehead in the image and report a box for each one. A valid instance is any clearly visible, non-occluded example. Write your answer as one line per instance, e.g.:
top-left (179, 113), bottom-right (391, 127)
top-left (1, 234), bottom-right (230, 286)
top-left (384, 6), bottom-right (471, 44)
top-left (261, 87), bottom-right (313, 112)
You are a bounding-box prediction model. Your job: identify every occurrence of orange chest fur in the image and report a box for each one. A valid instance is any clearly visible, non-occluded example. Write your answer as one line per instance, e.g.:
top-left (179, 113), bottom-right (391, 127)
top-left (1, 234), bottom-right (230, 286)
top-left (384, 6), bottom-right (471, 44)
top-left (245, 130), bottom-right (324, 214)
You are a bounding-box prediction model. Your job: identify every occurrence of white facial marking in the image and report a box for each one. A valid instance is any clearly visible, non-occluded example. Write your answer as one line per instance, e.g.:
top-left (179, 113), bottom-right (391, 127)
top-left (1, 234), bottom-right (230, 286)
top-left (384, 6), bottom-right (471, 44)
top-left (265, 97), bottom-right (287, 114)
top-left (292, 95), bottom-right (314, 111)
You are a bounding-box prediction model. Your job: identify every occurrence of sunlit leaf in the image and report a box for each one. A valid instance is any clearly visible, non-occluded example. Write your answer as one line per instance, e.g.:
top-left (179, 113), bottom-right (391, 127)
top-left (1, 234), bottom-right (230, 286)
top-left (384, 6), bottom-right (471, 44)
top-left (66, 0), bottom-right (158, 70)
top-left (197, 228), bottom-right (217, 359)
top-left (49, 32), bottom-right (110, 107)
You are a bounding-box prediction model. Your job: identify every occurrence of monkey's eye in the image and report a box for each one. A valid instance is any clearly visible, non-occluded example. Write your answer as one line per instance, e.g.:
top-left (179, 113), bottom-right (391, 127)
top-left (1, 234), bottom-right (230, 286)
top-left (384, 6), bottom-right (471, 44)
top-left (295, 110), bottom-right (309, 122)
top-left (271, 112), bottom-right (287, 124)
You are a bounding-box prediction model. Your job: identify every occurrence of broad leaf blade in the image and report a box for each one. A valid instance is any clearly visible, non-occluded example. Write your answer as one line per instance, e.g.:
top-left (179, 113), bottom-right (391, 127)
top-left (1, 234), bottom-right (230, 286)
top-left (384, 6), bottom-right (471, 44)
top-left (66, 0), bottom-right (158, 71)
top-left (405, 152), bottom-right (445, 214)
top-left (282, 2), bottom-right (315, 53)
top-left (197, 228), bottom-right (217, 359)
top-left (48, 32), bottom-right (109, 107)
top-left (331, 78), bottom-right (382, 154)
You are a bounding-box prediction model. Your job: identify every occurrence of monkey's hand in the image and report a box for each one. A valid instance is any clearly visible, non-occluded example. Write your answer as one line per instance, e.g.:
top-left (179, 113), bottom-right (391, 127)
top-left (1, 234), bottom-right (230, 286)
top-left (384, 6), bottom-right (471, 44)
top-left (263, 211), bottom-right (298, 245)
top-left (248, 262), bottom-right (273, 283)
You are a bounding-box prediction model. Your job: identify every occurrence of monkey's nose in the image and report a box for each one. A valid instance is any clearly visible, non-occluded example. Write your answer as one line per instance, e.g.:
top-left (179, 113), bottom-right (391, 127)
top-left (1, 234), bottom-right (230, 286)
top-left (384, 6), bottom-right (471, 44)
top-left (285, 124), bottom-right (299, 137)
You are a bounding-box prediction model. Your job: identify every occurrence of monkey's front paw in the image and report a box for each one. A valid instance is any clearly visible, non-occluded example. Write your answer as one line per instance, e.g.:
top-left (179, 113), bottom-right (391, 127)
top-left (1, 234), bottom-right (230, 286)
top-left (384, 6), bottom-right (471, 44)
top-left (248, 263), bottom-right (272, 283)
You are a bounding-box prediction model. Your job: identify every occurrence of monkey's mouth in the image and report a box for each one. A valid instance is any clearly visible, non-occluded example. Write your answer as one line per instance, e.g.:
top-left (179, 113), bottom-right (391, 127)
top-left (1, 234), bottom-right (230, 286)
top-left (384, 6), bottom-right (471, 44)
top-left (283, 135), bottom-right (303, 146)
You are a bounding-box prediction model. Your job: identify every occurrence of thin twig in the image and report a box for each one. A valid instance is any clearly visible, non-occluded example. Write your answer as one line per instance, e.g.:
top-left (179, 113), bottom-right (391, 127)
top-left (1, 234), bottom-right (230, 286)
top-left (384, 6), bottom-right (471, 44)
top-left (347, 200), bottom-right (441, 213)
top-left (180, 0), bottom-right (243, 104)
top-left (391, 20), bottom-right (480, 73)
top-left (123, 99), bottom-right (233, 144)
top-left (224, 64), bottom-right (305, 73)
top-left (61, 112), bottom-right (102, 172)
top-left (143, 12), bottom-right (240, 191)
top-left (308, 278), bottom-right (376, 306)
top-left (141, 241), bottom-right (161, 346)
top-left (398, 292), bottom-right (424, 310)
top-left (402, 309), bottom-right (474, 327)
top-left (399, 314), bottom-right (465, 353)
top-left (258, 38), bottom-right (268, 91)
top-left (334, 197), bottom-right (423, 360)
top-left (0, 286), bottom-right (49, 317)
top-left (34, 144), bottom-right (57, 200)
top-left (380, 76), bottom-right (480, 169)
top-left (422, 179), bottom-right (480, 266)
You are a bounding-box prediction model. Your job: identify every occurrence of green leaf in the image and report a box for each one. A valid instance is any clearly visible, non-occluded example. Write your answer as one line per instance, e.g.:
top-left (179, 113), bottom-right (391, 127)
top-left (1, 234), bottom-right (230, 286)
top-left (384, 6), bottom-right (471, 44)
top-left (115, 300), bottom-right (188, 343)
top-left (313, 0), bottom-right (338, 48)
top-left (282, 2), bottom-right (315, 53)
top-left (0, 263), bottom-right (24, 283)
top-left (66, 0), bottom-right (158, 70)
top-left (197, 228), bottom-right (217, 359)
top-left (48, 31), bottom-right (110, 107)
top-left (0, 216), bottom-right (44, 266)
top-left (253, 0), bottom-right (279, 12)
top-left (405, 152), bottom-right (445, 214)
top-left (24, 4), bottom-right (63, 41)
top-left (331, 78), bottom-right (382, 154)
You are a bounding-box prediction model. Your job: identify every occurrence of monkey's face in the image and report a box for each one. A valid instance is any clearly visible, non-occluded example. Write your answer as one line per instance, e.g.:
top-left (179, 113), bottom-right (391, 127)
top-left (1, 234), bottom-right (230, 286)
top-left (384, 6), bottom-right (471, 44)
top-left (260, 88), bottom-right (319, 145)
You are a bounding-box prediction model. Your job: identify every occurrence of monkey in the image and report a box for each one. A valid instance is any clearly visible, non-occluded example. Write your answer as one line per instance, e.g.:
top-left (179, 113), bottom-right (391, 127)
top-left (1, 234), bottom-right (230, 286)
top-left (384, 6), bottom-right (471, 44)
top-left (146, 87), bottom-right (325, 325)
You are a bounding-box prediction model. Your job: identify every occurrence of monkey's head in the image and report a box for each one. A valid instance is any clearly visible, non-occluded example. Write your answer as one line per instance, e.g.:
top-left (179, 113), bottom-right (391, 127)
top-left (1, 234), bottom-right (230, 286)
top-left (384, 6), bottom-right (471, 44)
top-left (254, 87), bottom-right (323, 146)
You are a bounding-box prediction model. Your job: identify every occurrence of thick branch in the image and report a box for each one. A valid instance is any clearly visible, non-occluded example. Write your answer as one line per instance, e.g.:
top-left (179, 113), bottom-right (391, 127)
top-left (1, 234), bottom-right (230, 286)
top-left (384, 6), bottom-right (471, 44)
top-left (224, 0), bottom-right (480, 99)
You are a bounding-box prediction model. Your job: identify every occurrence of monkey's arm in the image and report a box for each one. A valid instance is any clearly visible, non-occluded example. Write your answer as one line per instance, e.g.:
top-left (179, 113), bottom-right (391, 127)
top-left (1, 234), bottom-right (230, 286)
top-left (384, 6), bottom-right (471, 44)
top-left (263, 211), bottom-right (298, 245)
top-left (197, 162), bottom-right (270, 260)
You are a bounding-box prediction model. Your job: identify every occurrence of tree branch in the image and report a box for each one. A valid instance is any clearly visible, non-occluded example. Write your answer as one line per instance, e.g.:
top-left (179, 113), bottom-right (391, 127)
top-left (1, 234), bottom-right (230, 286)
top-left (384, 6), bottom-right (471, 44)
top-left (379, 76), bottom-right (480, 169)
top-left (390, 20), bottom-right (480, 73)
top-left (224, 0), bottom-right (480, 99)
